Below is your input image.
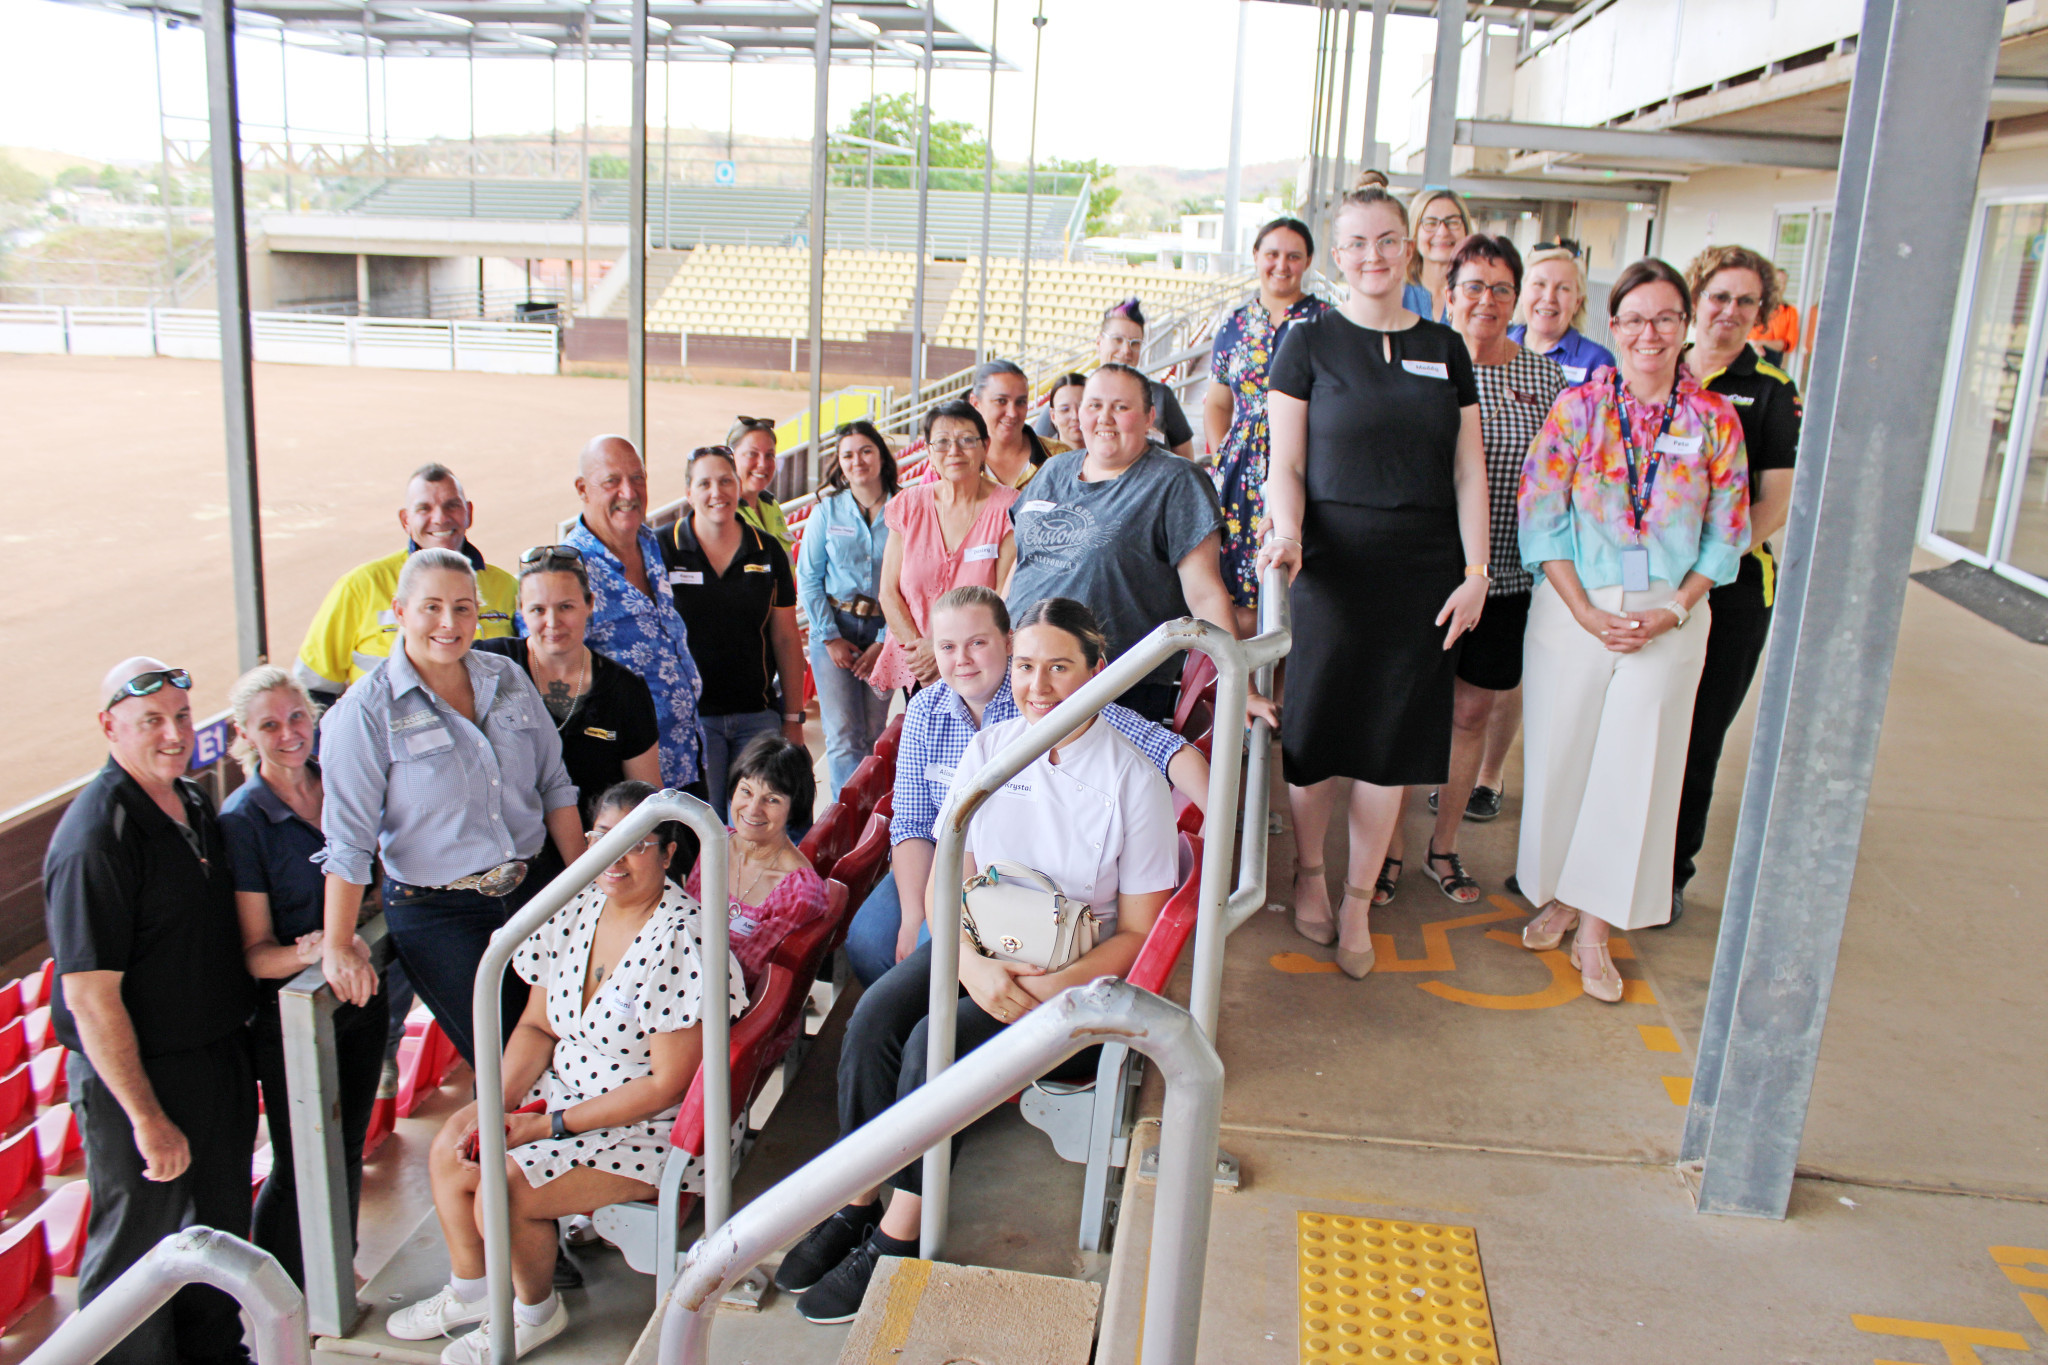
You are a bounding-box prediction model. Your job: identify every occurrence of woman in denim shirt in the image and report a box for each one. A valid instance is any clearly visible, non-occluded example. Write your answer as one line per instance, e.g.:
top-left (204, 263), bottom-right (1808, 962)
top-left (796, 422), bottom-right (899, 799)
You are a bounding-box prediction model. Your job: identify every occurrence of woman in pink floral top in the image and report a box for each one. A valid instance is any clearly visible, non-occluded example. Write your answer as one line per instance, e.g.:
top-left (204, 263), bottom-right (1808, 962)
top-left (688, 733), bottom-right (830, 994)
top-left (1513, 258), bottom-right (1749, 1002)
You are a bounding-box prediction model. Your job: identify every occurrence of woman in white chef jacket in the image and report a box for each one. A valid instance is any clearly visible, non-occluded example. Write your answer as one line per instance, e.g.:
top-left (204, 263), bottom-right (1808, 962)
top-left (770, 594), bottom-right (1181, 1325)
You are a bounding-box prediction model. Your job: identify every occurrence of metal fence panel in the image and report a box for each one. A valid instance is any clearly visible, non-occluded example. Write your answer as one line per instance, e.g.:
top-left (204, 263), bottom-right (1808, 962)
top-left (251, 312), bottom-right (352, 367)
top-left (352, 317), bottom-right (455, 371)
top-left (0, 305), bottom-right (69, 354)
top-left (154, 308), bottom-right (222, 359)
top-left (65, 306), bottom-right (159, 357)
top-left (452, 320), bottom-right (559, 375)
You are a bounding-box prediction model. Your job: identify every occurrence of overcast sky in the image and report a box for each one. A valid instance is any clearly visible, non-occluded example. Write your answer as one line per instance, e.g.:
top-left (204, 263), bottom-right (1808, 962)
top-left (0, 0), bottom-right (1442, 174)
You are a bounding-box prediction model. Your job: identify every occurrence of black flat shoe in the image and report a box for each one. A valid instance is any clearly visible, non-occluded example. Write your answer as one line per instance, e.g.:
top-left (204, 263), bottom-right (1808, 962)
top-left (1505, 873), bottom-right (1521, 898)
top-left (773, 1201), bottom-right (881, 1294)
top-left (1652, 888), bottom-right (1684, 929)
top-left (798, 1226), bottom-right (912, 1324)
top-left (1464, 786), bottom-right (1503, 822)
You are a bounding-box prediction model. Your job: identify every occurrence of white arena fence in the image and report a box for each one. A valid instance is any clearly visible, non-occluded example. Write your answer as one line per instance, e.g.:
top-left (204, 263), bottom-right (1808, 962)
top-left (0, 305), bottom-right (559, 375)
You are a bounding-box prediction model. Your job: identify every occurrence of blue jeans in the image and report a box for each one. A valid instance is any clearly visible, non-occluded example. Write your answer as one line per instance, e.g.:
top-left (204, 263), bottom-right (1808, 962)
top-left (700, 709), bottom-right (784, 820)
top-left (811, 610), bottom-right (891, 799)
top-left (381, 880), bottom-right (532, 1069)
top-left (844, 872), bottom-right (930, 988)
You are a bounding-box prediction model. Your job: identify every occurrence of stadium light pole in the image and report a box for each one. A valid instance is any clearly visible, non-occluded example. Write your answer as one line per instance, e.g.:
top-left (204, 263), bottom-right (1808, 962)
top-left (807, 1), bottom-right (831, 488)
top-left (201, 0), bottom-right (268, 670)
top-left (1221, 0), bottom-right (1247, 270)
top-left (908, 0), bottom-right (934, 404)
top-left (1018, 4), bottom-right (1044, 362)
top-left (628, 0), bottom-right (649, 454)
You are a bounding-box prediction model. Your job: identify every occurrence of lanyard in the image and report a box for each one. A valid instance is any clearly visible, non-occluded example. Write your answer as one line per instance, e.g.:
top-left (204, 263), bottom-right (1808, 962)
top-left (1616, 386), bottom-right (1678, 538)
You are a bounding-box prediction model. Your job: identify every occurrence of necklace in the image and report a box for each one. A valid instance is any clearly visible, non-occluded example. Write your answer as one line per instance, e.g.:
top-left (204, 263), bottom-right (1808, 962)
top-left (731, 845), bottom-right (784, 904)
top-left (531, 648), bottom-right (589, 732)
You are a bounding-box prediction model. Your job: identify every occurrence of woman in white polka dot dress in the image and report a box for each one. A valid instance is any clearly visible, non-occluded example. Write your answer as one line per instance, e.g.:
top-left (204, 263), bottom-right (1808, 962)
top-left (386, 780), bottom-right (747, 1364)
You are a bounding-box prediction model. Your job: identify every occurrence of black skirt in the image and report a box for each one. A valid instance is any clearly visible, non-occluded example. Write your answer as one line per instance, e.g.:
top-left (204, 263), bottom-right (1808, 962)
top-left (1282, 502), bottom-right (1464, 788)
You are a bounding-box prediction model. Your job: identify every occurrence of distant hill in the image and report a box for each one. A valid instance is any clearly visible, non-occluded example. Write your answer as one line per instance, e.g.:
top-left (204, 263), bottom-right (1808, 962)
top-left (1, 147), bottom-right (107, 178)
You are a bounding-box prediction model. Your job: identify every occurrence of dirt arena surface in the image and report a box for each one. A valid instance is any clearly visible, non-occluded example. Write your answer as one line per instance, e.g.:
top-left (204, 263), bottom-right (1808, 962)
top-left (2, 353), bottom-right (794, 810)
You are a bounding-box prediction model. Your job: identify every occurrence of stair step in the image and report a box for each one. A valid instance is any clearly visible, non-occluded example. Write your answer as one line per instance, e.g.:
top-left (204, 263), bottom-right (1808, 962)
top-left (837, 1255), bottom-right (1099, 1365)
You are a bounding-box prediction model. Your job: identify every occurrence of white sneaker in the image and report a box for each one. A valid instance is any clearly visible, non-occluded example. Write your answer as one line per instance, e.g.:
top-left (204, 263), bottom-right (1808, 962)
top-left (439, 1300), bottom-right (569, 1364)
top-left (387, 1284), bottom-right (491, 1341)
top-left (561, 1214), bottom-right (600, 1247)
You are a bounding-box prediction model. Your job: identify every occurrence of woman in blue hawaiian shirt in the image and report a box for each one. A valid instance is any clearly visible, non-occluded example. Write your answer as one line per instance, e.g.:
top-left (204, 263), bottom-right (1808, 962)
top-left (1204, 216), bottom-right (1332, 620)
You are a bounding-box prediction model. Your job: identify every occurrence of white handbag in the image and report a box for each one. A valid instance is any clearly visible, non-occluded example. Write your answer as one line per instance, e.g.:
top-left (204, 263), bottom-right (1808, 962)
top-left (960, 860), bottom-right (1100, 973)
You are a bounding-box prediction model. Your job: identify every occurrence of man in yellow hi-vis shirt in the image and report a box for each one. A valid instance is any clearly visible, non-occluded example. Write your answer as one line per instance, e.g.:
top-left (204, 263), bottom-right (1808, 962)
top-left (294, 463), bottom-right (520, 705)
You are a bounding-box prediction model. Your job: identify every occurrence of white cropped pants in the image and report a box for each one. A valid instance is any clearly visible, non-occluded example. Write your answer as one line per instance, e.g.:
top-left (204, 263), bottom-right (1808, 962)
top-left (1515, 578), bottom-right (1711, 931)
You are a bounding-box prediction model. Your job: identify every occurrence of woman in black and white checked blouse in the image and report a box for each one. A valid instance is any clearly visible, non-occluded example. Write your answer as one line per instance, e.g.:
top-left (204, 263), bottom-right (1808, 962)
top-left (1410, 234), bottom-right (1568, 903)
top-left (386, 780), bottom-right (746, 1364)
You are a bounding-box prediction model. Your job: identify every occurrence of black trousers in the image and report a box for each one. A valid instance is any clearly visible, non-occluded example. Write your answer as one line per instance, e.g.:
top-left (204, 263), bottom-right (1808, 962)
top-left (73, 1030), bottom-right (258, 1365)
top-left (1673, 577), bottom-right (1774, 892)
top-left (249, 984), bottom-right (387, 1287)
top-left (837, 941), bottom-right (1094, 1196)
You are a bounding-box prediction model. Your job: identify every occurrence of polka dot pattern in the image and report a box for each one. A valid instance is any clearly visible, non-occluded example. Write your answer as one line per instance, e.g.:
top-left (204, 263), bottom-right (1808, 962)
top-left (507, 883), bottom-right (749, 1190)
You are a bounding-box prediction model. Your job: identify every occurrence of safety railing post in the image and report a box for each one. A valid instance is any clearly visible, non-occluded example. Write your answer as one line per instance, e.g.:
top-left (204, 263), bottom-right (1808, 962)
top-left (277, 916), bottom-right (390, 1339)
top-left (472, 791), bottom-right (730, 1365)
top-left (659, 979), bottom-right (1223, 1365)
top-left (1226, 563), bottom-right (1293, 935)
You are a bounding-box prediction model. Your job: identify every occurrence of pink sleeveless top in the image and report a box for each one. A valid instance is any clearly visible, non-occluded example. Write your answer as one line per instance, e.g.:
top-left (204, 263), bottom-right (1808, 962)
top-left (869, 482), bottom-right (1018, 692)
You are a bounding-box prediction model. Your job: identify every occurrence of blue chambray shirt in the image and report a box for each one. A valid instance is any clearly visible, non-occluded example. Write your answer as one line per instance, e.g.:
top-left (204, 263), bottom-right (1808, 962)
top-left (566, 516), bottom-right (705, 787)
top-left (888, 676), bottom-right (1188, 847)
top-left (318, 645), bottom-right (578, 887)
top-left (794, 488), bottom-right (893, 644)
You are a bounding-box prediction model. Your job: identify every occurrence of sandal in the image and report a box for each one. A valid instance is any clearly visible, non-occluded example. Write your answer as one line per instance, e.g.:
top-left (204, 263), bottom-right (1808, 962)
top-left (1371, 858), bottom-right (1402, 907)
top-left (1521, 901), bottom-right (1579, 951)
top-left (1335, 883), bottom-right (1377, 979)
top-left (1292, 864), bottom-right (1335, 946)
top-left (1423, 844), bottom-right (1482, 904)
top-left (1569, 930), bottom-right (1625, 1003)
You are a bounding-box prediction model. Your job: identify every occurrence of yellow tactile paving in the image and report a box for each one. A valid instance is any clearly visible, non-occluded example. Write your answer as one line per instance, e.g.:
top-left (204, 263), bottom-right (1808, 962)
top-left (1298, 1212), bottom-right (1499, 1365)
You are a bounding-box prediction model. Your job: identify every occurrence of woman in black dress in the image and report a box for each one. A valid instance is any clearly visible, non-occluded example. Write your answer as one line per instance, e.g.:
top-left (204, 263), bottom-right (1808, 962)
top-left (1258, 186), bottom-right (1492, 979)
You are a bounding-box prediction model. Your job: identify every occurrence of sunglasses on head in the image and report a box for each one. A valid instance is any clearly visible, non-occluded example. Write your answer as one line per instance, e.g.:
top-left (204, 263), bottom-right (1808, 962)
top-left (733, 416), bottom-right (776, 431)
top-left (691, 444), bottom-right (736, 461)
top-left (106, 667), bottom-right (191, 712)
top-left (520, 544), bottom-right (585, 571)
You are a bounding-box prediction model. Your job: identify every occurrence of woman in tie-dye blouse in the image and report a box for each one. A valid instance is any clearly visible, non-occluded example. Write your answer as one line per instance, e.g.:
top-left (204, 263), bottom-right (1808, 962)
top-left (1512, 258), bottom-right (1749, 1003)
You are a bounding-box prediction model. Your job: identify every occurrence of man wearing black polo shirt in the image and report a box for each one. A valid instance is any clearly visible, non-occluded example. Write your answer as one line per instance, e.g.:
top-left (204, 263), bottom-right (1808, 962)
top-left (44, 657), bottom-right (258, 1365)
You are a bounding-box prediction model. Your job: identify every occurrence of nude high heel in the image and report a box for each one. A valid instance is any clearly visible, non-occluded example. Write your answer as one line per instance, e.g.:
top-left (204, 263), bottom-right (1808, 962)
top-left (1292, 864), bottom-right (1336, 946)
top-left (1569, 929), bottom-right (1625, 1004)
top-left (1334, 883), bottom-right (1377, 979)
top-left (1521, 901), bottom-right (1580, 952)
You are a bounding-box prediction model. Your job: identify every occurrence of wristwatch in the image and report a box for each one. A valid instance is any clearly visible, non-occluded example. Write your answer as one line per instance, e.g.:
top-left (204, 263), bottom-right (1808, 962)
top-left (783, 713), bottom-right (805, 724)
top-left (1660, 598), bottom-right (1691, 629)
top-left (1464, 564), bottom-right (1492, 580)
top-left (550, 1109), bottom-right (570, 1141)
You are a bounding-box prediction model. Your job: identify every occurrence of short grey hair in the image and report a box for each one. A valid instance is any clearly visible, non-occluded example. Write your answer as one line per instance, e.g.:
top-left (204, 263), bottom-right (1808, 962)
top-left (971, 358), bottom-right (1027, 395)
top-left (396, 547), bottom-right (478, 602)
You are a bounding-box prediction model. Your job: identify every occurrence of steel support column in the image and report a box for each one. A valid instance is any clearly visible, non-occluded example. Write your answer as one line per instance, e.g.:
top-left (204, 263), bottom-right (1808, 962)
top-left (806, 1), bottom-right (831, 488)
top-left (1327, 0), bottom-right (1359, 249)
top-left (975, 0), bottom-right (998, 363)
top-left (908, 1), bottom-right (934, 402)
top-left (1361, 0), bottom-right (1391, 176)
top-left (1683, 0), bottom-right (2002, 1219)
top-left (1423, 0), bottom-right (1464, 188)
top-left (1018, 6), bottom-right (1044, 360)
top-left (1221, 0), bottom-right (1249, 270)
top-left (628, 0), bottom-right (649, 453)
top-left (152, 9), bottom-right (176, 268)
top-left (202, 0), bottom-right (267, 670)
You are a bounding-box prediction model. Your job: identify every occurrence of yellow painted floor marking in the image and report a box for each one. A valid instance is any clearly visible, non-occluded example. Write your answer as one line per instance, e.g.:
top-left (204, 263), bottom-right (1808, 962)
top-left (1372, 907), bottom-right (1524, 972)
top-left (865, 1257), bottom-right (933, 1360)
top-left (1638, 1025), bottom-right (1680, 1053)
top-left (1299, 1213), bottom-right (1497, 1365)
top-left (1620, 979), bottom-right (1657, 1004)
top-left (1415, 932), bottom-right (1582, 1011)
top-left (1606, 935), bottom-right (1635, 960)
top-left (1661, 1076), bottom-right (1693, 1106)
top-left (1851, 1313), bottom-right (2030, 1361)
top-left (1272, 952), bottom-right (1342, 975)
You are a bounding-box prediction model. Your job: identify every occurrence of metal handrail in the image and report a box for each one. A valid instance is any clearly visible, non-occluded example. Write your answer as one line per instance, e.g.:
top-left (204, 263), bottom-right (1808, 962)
top-left (24, 1229), bottom-right (309, 1365)
top-left (655, 978), bottom-right (1224, 1365)
top-left (919, 563), bottom-right (1291, 1256)
top-left (470, 790), bottom-right (732, 1365)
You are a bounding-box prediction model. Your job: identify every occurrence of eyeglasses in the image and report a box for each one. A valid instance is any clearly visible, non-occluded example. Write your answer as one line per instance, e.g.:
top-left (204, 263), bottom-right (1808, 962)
top-left (1336, 234), bottom-right (1406, 260)
top-left (691, 444), bottom-right (736, 460)
top-left (520, 544), bottom-right (585, 570)
top-left (1418, 215), bottom-right (1468, 235)
top-left (1456, 280), bottom-right (1518, 302)
top-left (927, 436), bottom-right (985, 454)
top-left (1703, 289), bottom-right (1763, 311)
top-left (1611, 312), bottom-right (1688, 337)
top-left (106, 667), bottom-right (191, 712)
top-left (587, 829), bottom-right (664, 857)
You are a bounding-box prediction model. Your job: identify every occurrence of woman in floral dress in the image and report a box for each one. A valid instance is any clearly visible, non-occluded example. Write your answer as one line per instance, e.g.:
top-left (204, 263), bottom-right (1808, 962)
top-left (1205, 217), bottom-right (1331, 623)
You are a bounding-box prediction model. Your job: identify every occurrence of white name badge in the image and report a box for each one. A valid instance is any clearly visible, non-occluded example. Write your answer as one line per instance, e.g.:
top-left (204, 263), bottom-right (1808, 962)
top-left (1654, 433), bottom-right (1703, 456)
top-left (667, 569), bottom-right (704, 586)
top-left (1562, 365), bottom-right (1590, 384)
top-left (1021, 499), bottom-right (1058, 514)
top-left (1620, 545), bottom-right (1652, 593)
top-left (1401, 359), bottom-right (1450, 380)
top-left (828, 524), bottom-right (858, 537)
top-left (962, 543), bottom-right (1000, 563)
top-left (405, 727), bottom-right (451, 755)
top-left (924, 763), bottom-right (955, 785)
top-left (377, 609), bottom-right (398, 627)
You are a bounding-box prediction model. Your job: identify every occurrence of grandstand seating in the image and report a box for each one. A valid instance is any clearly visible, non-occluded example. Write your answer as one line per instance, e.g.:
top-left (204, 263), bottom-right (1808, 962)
top-left (797, 800), bottom-right (864, 881)
top-left (648, 245), bottom-right (920, 343)
top-left (934, 258), bottom-right (1226, 355)
top-left (0, 1063), bottom-right (28, 1131)
top-left (0, 1217), bottom-right (51, 1333)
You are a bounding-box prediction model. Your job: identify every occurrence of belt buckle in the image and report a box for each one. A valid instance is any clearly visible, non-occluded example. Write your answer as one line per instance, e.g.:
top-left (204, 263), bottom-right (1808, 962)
top-left (474, 861), bottom-right (528, 898)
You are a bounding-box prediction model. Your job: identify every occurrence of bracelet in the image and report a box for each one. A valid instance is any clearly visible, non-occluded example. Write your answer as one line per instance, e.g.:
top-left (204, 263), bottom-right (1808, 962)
top-left (1464, 564), bottom-right (1492, 580)
top-left (1269, 534), bottom-right (1302, 548)
top-left (550, 1109), bottom-right (570, 1141)
top-left (1660, 598), bottom-right (1691, 629)
top-left (783, 713), bottom-right (806, 724)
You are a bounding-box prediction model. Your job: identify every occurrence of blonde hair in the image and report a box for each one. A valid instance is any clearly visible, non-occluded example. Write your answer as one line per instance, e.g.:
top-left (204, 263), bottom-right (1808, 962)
top-left (1406, 188), bottom-right (1472, 285)
top-left (1519, 247), bottom-right (1591, 330)
top-left (228, 665), bottom-right (312, 769)
top-left (1683, 243), bottom-right (1783, 325)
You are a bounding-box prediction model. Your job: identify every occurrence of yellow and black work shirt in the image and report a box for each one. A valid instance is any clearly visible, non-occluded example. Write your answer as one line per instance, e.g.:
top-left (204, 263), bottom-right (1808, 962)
top-left (1699, 346), bottom-right (1801, 607)
top-left (294, 541), bottom-right (519, 695)
top-left (662, 512), bottom-right (797, 717)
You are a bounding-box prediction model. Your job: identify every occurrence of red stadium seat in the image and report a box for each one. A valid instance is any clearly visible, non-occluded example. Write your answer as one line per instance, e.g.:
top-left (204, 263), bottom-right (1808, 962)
top-left (362, 1097), bottom-right (396, 1159)
top-left (1173, 653), bottom-right (1217, 737)
top-left (0, 1062), bottom-right (30, 1130)
top-left (250, 1143), bottom-right (273, 1202)
top-left (22, 1008), bottom-right (53, 1057)
top-left (0, 983), bottom-right (20, 1030)
top-left (29, 1050), bottom-right (65, 1108)
top-left (395, 1019), bottom-right (460, 1119)
top-left (1173, 793), bottom-right (1205, 838)
top-left (1129, 835), bottom-right (1204, 996)
top-left (874, 714), bottom-right (904, 766)
top-left (34, 1105), bottom-right (80, 1177)
top-left (829, 815), bottom-right (891, 914)
top-left (21, 962), bottom-right (53, 1014)
top-left (0, 1125), bottom-right (42, 1213)
top-left (766, 881), bottom-right (850, 990)
top-left (0, 1020), bottom-right (24, 1075)
top-left (796, 801), bottom-right (861, 881)
top-left (0, 1218), bottom-right (52, 1331)
top-left (840, 755), bottom-right (891, 823)
top-left (875, 789), bottom-right (893, 820)
top-left (28, 1181), bottom-right (89, 1277)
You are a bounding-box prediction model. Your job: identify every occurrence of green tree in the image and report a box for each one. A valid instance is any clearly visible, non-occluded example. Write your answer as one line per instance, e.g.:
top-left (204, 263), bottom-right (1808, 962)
top-left (830, 94), bottom-right (988, 188)
top-left (1042, 157), bottom-right (1119, 236)
top-left (0, 155), bottom-right (45, 207)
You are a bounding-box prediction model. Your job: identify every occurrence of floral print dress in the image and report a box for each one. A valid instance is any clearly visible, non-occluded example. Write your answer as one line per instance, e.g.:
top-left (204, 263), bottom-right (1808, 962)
top-left (1209, 294), bottom-right (1331, 605)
